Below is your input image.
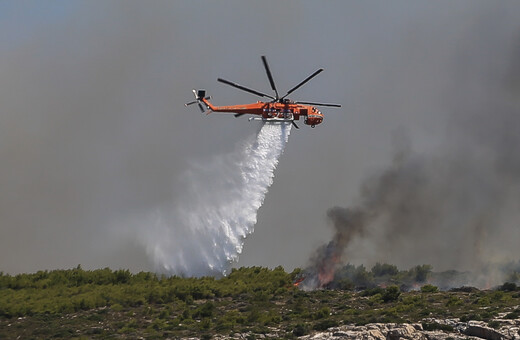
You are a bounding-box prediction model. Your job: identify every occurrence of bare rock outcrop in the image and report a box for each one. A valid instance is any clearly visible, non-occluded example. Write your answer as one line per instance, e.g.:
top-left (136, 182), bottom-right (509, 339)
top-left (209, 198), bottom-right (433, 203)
top-left (298, 318), bottom-right (520, 340)
top-left (209, 316), bottom-right (520, 340)
top-left (300, 323), bottom-right (427, 340)
top-left (463, 321), bottom-right (509, 340)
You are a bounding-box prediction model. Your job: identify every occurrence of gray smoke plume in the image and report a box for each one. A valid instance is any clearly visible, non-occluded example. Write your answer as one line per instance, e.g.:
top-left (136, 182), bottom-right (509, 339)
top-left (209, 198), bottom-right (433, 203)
top-left (303, 16), bottom-right (520, 287)
top-left (304, 130), bottom-right (520, 289)
top-left (300, 207), bottom-right (367, 289)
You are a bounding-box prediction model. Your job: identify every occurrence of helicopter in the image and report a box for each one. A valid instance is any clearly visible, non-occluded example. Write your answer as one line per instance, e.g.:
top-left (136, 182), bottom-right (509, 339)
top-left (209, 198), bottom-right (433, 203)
top-left (185, 56), bottom-right (341, 129)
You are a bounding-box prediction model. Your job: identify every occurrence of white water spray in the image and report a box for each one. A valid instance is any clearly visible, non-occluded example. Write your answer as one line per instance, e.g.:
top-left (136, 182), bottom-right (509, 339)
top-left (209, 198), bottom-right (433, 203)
top-left (138, 122), bottom-right (291, 277)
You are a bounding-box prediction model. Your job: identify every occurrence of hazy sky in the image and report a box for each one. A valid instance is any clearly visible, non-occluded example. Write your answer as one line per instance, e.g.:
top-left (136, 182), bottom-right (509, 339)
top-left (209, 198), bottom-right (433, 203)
top-left (1, 1), bottom-right (520, 274)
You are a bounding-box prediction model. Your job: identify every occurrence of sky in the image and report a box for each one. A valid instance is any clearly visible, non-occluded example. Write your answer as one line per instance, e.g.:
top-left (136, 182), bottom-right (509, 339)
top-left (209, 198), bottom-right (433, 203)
top-left (1, 1), bottom-right (520, 275)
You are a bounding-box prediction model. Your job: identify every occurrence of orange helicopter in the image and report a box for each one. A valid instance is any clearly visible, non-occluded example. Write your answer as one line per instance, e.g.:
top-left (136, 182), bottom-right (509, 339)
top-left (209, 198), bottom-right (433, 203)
top-left (185, 56), bottom-right (341, 129)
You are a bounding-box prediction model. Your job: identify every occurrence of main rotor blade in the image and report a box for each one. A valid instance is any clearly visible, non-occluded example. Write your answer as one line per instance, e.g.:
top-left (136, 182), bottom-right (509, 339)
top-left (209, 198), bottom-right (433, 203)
top-left (261, 56), bottom-right (279, 100)
top-left (217, 78), bottom-right (275, 100)
top-left (234, 113), bottom-right (246, 118)
top-left (296, 101), bottom-right (342, 107)
top-left (280, 68), bottom-right (323, 100)
top-left (197, 103), bottom-right (205, 113)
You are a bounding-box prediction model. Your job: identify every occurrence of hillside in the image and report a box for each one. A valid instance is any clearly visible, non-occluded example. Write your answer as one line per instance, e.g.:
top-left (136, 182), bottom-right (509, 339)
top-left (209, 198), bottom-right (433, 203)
top-left (1, 266), bottom-right (520, 339)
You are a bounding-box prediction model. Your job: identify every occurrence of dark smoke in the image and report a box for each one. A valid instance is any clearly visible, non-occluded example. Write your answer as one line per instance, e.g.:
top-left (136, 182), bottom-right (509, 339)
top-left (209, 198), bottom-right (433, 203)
top-left (303, 7), bottom-right (520, 289)
top-left (302, 208), bottom-right (367, 289)
top-left (304, 142), bottom-right (520, 289)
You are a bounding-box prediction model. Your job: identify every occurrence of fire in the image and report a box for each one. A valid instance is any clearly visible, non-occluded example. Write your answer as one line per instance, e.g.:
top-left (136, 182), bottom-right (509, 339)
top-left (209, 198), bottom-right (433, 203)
top-left (293, 277), bottom-right (305, 287)
top-left (297, 240), bottom-right (344, 290)
top-left (317, 251), bottom-right (341, 288)
top-left (411, 283), bottom-right (421, 291)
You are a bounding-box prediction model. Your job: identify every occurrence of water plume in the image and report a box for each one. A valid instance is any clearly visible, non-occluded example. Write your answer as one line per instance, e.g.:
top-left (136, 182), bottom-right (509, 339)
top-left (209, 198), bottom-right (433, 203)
top-left (132, 122), bottom-right (291, 277)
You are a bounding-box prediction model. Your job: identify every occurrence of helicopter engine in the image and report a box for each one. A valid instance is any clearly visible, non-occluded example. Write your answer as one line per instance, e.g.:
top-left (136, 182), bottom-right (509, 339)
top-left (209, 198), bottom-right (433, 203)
top-left (304, 108), bottom-right (323, 127)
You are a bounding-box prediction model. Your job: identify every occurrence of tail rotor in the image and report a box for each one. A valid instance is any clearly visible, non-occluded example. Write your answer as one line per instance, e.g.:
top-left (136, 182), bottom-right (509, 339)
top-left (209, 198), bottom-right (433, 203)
top-left (185, 89), bottom-right (211, 113)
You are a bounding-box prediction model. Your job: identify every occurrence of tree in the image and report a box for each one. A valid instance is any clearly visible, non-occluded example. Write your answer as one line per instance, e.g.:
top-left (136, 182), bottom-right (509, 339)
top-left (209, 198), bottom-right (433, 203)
top-left (371, 263), bottom-right (398, 277)
top-left (411, 265), bottom-right (432, 283)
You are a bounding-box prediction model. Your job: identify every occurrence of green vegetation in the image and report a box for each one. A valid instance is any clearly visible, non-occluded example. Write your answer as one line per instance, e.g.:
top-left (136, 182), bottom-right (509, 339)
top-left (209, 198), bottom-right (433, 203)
top-left (1, 265), bottom-right (520, 339)
top-left (421, 284), bottom-right (439, 293)
top-left (331, 263), bottom-right (435, 290)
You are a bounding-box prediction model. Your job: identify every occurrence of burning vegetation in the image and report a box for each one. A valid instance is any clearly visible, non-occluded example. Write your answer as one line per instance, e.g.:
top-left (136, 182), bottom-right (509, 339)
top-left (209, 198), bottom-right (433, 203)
top-left (300, 260), bottom-right (520, 293)
top-left (300, 207), bottom-right (367, 290)
top-left (300, 262), bottom-right (434, 292)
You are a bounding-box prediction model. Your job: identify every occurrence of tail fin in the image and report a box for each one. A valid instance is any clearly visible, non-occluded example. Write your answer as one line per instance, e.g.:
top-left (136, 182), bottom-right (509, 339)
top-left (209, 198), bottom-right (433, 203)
top-left (185, 89), bottom-right (212, 114)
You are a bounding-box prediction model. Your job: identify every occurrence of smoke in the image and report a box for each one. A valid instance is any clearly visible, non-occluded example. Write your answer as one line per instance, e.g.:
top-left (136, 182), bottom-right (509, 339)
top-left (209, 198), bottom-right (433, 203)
top-left (304, 139), bottom-right (520, 289)
top-left (305, 126), bottom-right (520, 289)
top-left (301, 5), bottom-right (520, 289)
top-left (301, 208), bottom-right (367, 289)
top-left (116, 122), bottom-right (291, 277)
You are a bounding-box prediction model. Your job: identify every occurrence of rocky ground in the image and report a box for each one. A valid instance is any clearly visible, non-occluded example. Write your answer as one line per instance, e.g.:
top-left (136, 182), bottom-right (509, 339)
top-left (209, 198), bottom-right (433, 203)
top-left (201, 316), bottom-right (520, 340)
top-left (4, 305), bottom-right (520, 340)
top-left (299, 319), bottom-right (520, 340)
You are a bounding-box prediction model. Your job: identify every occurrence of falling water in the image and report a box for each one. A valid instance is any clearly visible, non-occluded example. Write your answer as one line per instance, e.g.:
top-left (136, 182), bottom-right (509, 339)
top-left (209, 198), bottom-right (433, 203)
top-left (139, 122), bottom-right (291, 277)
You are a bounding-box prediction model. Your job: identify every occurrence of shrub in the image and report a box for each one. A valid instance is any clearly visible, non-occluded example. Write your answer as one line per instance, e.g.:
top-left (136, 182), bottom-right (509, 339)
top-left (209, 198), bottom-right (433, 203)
top-left (460, 314), bottom-right (482, 322)
top-left (200, 318), bottom-right (211, 330)
top-left (361, 287), bottom-right (385, 297)
top-left (313, 307), bottom-right (331, 319)
top-left (336, 278), bottom-right (355, 290)
top-left (421, 284), bottom-right (439, 293)
top-left (499, 282), bottom-right (517, 292)
top-left (490, 291), bottom-right (505, 302)
top-left (247, 308), bottom-right (261, 323)
top-left (422, 322), bottom-right (454, 332)
top-left (506, 310), bottom-right (520, 319)
top-left (194, 302), bottom-right (215, 319)
top-left (313, 319), bottom-right (339, 331)
top-left (488, 320), bottom-right (501, 329)
top-left (382, 286), bottom-right (400, 303)
top-left (158, 309), bottom-right (169, 319)
top-left (293, 323), bottom-right (310, 336)
top-left (445, 296), bottom-right (462, 307)
top-left (449, 286), bottom-right (479, 293)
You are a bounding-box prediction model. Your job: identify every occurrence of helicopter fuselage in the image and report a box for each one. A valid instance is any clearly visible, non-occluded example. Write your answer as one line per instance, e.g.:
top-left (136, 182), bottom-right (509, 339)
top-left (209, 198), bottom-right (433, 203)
top-left (202, 99), bottom-right (323, 127)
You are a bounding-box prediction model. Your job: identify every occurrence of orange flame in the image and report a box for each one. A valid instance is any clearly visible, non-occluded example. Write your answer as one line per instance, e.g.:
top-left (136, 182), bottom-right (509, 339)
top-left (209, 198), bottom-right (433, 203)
top-left (293, 277), bottom-right (305, 287)
top-left (318, 253), bottom-right (340, 287)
